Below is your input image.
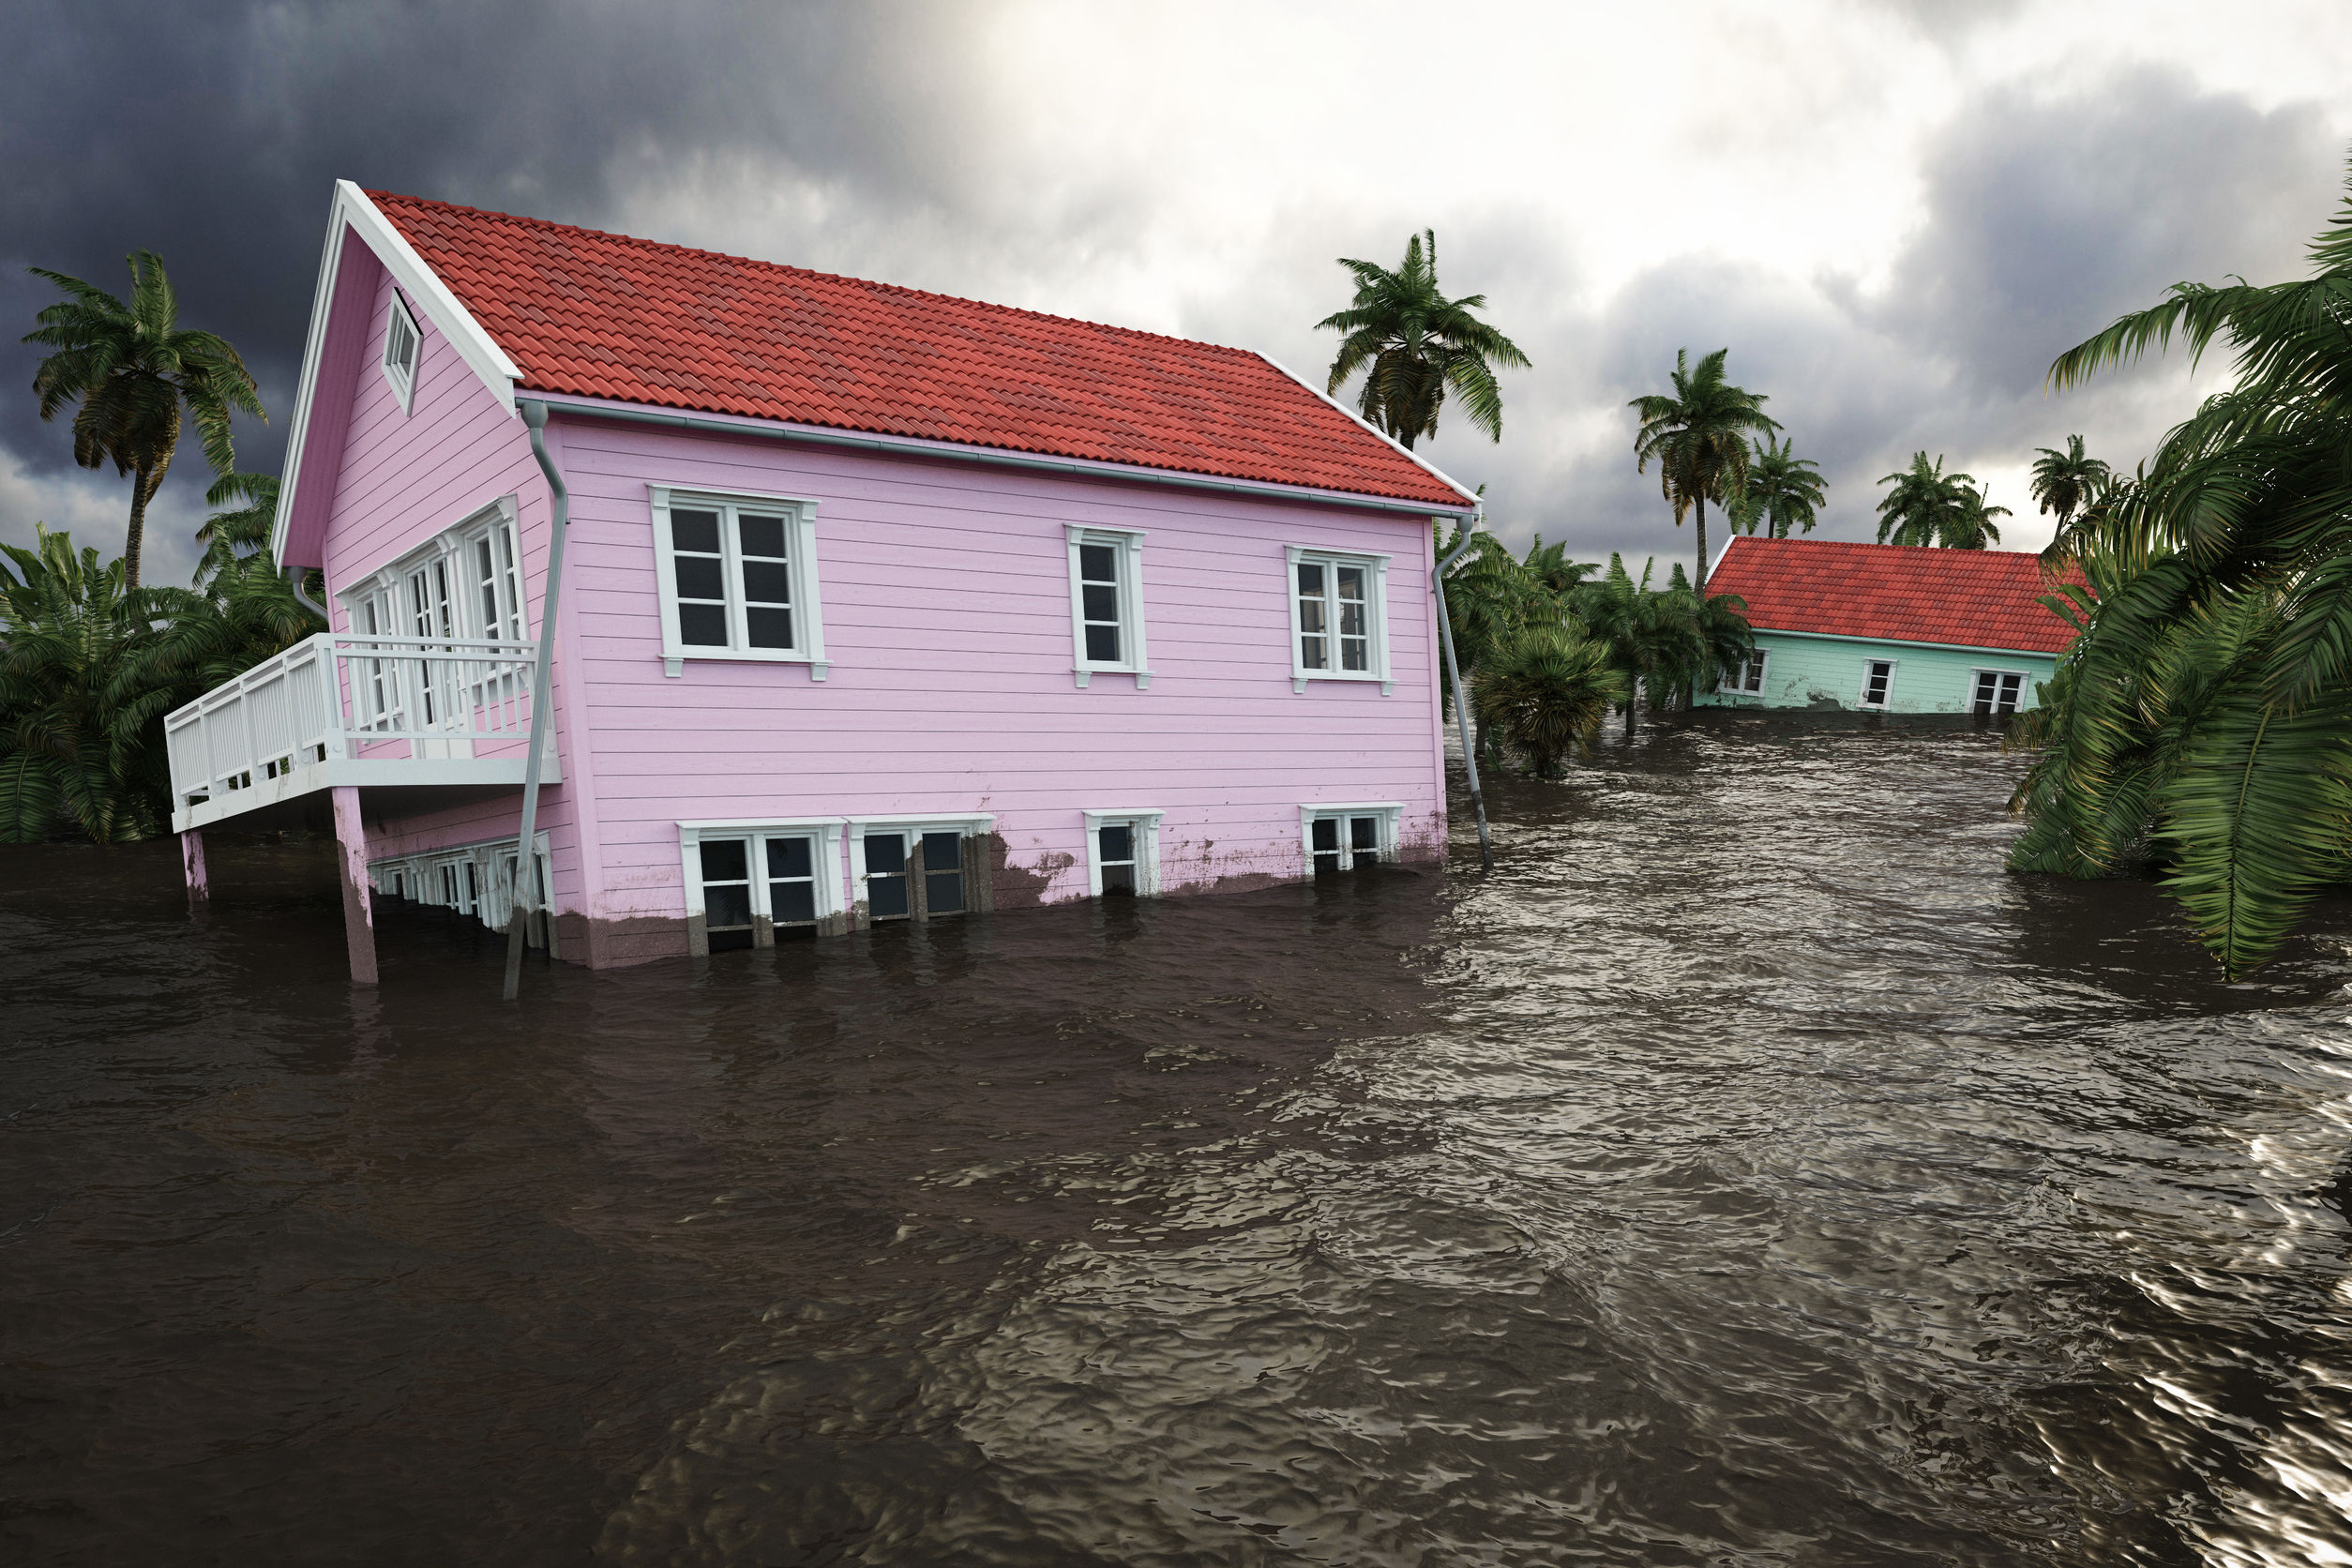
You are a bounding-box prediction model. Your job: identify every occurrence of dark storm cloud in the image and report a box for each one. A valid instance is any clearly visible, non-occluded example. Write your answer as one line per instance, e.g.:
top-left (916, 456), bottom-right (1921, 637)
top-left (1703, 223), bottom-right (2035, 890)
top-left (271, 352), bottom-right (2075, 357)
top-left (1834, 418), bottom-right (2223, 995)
top-left (1465, 66), bottom-right (2344, 567)
top-left (0, 0), bottom-right (977, 573)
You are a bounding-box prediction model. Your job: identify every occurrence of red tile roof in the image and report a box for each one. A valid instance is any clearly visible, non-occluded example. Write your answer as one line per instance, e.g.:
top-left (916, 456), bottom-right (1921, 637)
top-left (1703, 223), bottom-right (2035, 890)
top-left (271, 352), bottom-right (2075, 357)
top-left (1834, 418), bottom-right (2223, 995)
top-left (367, 190), bottom-right (1470, 510)
top-left (1707, 536), bottom-right (2081, 655)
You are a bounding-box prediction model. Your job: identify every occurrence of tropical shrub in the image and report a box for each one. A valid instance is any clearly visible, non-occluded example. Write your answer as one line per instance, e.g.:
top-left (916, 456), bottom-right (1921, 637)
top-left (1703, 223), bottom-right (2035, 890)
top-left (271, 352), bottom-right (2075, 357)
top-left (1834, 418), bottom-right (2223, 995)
top-left (1472, 625), bottom-right (1627, 776)
top-left (2006, 159), bottom-right (2352, 974)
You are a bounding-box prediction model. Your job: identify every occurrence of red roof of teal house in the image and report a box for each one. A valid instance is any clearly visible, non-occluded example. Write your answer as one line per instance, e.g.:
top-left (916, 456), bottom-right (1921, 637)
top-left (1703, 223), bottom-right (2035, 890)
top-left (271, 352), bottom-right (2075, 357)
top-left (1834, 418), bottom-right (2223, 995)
top-left (365, 190), bottom-right (1470, 510)
top-left (1707, 536), bottom-right (2081, 655)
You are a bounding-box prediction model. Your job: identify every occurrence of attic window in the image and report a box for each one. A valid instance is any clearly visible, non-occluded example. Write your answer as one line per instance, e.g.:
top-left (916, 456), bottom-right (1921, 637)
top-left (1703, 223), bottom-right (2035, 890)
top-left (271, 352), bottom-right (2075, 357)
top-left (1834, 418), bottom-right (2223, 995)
top-left (382, 294), bottom-right (421, 413)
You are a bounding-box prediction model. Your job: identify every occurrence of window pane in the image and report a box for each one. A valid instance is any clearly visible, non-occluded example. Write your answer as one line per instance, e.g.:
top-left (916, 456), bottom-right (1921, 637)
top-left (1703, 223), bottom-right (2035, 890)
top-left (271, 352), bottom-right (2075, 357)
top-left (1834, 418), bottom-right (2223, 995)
top-left (741, 561), bottom-right (792, 604)
top-left (921, 831), bottom-right (962, 871)
top-left (678, 603), bottom-right (728, 646)
top-left (869, 876), bottom-right (910, 919)
top-left (703, 883), bottom-right (752, 928)
top-left (1299, 598), bottom-right (1326, 635)
top-left (767, 837), bottom-right (813, 878)
top-left (746, 607), bottom-right (793, 649)
top-left (1336, 565), bottom-right (1366, 603)
top-left (1079, 543), bottom-right (1116, 582)
top-left (1313, 852), bottom-right (1342, 875)
top-left (771, 882), bottom-right (817, 925)
top-left (738, 513), bottom-right (787, 559)
top-left (674, 556), bottom-right (725, 601)
top-left (1341, 635), bottom-right (1369, 672)
top-left (700, 838), bottom-right (748, 882)
top-left (1098, 823), bottom-right (1132, 862)
top-left (1296, 562), bottom-right (1324, 596)
top-left (1102, 863), bottom-right (1135, 896)
top-left (1311, 818), bottom-right (1338, 852)
top-left (1081, 583), bottom-right (1120, 623)
top-left (1350, 816), bottom-right (1380, 851)
top-left (1085, 624), bottom-right (1122, 663)
top-left (926, 871), bottom-right (965, 914)
top-left (671, 508), bottom-right (721, 555)
top-left (866, 835), bottom-right (907, 874)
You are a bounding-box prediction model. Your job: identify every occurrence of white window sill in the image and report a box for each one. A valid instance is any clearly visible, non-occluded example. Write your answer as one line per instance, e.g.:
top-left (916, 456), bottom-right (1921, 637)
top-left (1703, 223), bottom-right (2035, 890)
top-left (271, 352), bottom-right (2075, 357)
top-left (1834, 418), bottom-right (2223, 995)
top-left (1292, 670), bottom-right (1394, 696)
top-left (664, 650), bottom-right (830, 680)
top-left (1075, 665), bottom-right (1152, 690)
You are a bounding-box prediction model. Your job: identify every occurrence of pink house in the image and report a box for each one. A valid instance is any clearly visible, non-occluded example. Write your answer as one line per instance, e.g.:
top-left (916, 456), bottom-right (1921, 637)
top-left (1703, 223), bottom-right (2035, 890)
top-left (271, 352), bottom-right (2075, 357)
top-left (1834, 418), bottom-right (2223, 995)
top-left (165, 182), bottom-right (1480, 980)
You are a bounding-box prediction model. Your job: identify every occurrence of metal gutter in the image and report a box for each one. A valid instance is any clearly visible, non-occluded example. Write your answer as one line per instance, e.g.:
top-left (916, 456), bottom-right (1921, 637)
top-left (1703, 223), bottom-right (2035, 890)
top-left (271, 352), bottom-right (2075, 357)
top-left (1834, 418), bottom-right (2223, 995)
top-left (527, 394), bottom-right (1475, 520)
top-left (1432, 520), bottom-right (1492, 871)
top-left (505, 399), bottom-right (570, 1003)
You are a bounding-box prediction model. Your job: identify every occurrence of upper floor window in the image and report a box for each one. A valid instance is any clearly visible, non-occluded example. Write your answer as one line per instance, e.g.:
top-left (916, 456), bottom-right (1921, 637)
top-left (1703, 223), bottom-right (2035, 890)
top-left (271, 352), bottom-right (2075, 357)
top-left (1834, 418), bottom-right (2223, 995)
top-left (339, 499), bottom-right (526, 732)
top-left (1971, 669), bottom-right (2026, 716)
top-left (651, 487), bottom-right (827, 680)
top-left (1719, 649), bottom-right (1768, 696)
top-left (1064, 525), bottom-right (1150, 689)
top-left (382, 293), bottom-right (421, 414)
top-left (1286, 547), bottom-right (1392, 694)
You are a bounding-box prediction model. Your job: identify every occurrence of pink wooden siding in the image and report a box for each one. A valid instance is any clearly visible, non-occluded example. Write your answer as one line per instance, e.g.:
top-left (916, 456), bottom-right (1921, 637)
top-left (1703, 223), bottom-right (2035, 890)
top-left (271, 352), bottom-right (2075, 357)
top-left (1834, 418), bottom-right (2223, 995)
top-left (313, 267), bottom-right (588, 920)
top-left (556, 415), bottom-right (1445, 961)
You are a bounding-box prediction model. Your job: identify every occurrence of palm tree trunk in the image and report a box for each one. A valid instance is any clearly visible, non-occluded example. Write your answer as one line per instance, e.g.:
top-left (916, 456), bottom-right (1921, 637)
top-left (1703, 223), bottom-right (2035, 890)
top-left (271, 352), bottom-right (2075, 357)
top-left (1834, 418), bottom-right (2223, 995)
top-left (124, 462), bottom-right (152, 590)
top-left (1694, 496), bottom-right (1708, 593)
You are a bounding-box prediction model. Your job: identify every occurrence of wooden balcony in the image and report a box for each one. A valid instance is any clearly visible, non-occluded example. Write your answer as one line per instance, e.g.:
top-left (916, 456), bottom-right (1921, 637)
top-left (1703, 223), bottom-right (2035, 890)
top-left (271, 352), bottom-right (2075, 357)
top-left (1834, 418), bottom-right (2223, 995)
top-left (164, 633), bottom-right (558, 834)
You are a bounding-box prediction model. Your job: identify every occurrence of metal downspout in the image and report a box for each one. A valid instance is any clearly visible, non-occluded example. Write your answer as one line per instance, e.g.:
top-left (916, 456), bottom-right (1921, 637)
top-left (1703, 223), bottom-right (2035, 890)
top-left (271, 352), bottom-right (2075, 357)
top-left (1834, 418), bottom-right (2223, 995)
top-left (505, 400), bottom-right (569, 1002)
top-left (284, 565), bottom-right (330, 622)
top-left (1432, 519), bottom-right (1492, 872)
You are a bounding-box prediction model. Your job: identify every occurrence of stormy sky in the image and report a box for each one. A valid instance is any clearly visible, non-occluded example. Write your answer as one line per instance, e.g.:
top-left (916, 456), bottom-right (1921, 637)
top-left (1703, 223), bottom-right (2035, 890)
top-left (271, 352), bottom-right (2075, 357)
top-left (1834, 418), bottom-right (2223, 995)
top-left (4, 0), bottom-right (2348, 586)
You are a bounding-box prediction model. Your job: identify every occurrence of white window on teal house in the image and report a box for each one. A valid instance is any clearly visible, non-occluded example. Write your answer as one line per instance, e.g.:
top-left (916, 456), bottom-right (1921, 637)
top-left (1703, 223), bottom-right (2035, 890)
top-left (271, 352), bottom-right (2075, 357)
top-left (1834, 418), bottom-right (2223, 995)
top-left (1860, 658), bottom-right (1896, 710)
top-left (1719, 649), bottom-right (1768, 696)
top-left (1971, 669), bottom-right (2027, 716)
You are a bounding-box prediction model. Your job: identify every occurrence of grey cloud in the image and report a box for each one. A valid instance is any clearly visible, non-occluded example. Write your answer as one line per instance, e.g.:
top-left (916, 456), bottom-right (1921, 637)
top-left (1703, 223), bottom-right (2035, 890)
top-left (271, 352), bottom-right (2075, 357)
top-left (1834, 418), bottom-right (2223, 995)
top-left (0, 0), bottom-right (983, 578)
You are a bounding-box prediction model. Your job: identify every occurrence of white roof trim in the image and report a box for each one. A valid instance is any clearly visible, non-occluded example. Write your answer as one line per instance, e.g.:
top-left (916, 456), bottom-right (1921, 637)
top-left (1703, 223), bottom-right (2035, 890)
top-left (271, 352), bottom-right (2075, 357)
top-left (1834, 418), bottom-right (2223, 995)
top-left (1254, 351), bottom-right (1481, 509)
top-left (272, 181), bottom-right (521, 565)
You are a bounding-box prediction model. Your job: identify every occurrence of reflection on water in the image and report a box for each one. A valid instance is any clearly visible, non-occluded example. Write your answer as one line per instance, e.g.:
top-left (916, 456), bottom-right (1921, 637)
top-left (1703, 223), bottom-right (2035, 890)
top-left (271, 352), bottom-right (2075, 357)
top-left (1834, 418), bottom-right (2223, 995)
top-left (5, 714), bottom-right (2351, 1565)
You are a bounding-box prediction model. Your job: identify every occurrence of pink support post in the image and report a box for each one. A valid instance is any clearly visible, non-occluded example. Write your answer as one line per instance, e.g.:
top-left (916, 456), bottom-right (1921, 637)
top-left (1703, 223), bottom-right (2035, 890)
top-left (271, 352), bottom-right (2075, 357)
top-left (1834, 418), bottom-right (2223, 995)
top-left (180, 829), bottom-right (208, 907)
top-left (330, 786), bottom-right (378, 986)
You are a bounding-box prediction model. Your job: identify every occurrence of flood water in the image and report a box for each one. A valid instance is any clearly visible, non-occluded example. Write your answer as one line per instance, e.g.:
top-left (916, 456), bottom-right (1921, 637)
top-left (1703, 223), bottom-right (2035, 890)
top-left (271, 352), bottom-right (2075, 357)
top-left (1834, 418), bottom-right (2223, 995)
top-left (7, 716), bottom-right (2352, 1566)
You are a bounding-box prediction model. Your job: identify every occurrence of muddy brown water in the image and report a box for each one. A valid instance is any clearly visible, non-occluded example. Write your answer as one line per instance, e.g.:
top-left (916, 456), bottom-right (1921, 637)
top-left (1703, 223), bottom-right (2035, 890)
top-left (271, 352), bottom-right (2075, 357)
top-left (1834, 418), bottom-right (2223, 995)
top-left (7, 715), bottom-right (2352, 1566)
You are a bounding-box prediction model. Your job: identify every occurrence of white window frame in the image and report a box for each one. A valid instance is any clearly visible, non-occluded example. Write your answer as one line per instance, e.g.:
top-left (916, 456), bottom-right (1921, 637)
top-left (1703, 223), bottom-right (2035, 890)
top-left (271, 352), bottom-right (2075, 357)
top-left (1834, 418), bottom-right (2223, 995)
top-left (676, 818), bottom-right (850, 954)
top-left (1969, 667), bottom-right (2028, 716)
top-left (338, 498), bottom-right (528, 742)
top-left (381, 291), bottom-right (422, 415)
top-left (1859, 657), bottom-right (1898, 711)
top-left (1285, 546), bottom-right (1393, 695)
top-left (1065, 524), bottom-right (1150, 689)
top-left (1718, 647), bottom-right (1770, 697)
top-left (1299, 802), bottom-right (1404, 873)
top-left (650, 486), bottom-right (828, 681)
top-left (1082, 808), bottom-right (1164, 897)
top-left (848, 813), bottom-right (997, 926)
top-left (369, 830), bottom-right (555, 950)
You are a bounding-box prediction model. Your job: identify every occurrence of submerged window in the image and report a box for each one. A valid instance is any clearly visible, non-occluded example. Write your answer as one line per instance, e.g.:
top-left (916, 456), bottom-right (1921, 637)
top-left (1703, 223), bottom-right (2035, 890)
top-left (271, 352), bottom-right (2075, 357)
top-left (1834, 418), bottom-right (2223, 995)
top-left (1720, 650), bottom-right (1768, 695)
top-left (1860, 659), bottom-right (1895, 709)
top-left (1972, 670), bottom-right (2025, 716)
top-left (1305, 807), bottom-right (1396, 874)
top-left (1097, 822), bottom-right (1137, 895)
top-left (653, 490), bottom-right (825, 677)
top-left (1066, 526), bottom-right (1149, 686)
top-left (700, 837), bottom-right (755, 951)
top-left (767, 837), bottom-right (819, 927)
top-left (860, 824), bottom-right (986, 923)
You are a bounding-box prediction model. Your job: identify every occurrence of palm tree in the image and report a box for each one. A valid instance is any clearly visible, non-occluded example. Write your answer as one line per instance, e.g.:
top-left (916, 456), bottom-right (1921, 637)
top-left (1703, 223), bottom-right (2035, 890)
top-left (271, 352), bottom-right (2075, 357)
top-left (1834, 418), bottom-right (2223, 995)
top-left (1569, 553), bottom-right (1752, 733)
top-left (1875, 452), bottom-right (2008, 548)
top-left (1729, 434), bottom-right (1826, 538)
top-left (2028, 434), bottom-right (2111, 531)
top-left (23, 251), bottom-right (264, 588)
top-left (2007, 158), bottom-right (2352, 974)
top-left (1318, 231), bottom-right (1530, 449)
top-left (1435, 524), bottom-right (1600, 768)
top-left (1630, 349), bottom-right (1781, 589)
top-left (0, 528), bottom-right (168, 841)
top-left (1471, 625), bottom-right (1627, 776)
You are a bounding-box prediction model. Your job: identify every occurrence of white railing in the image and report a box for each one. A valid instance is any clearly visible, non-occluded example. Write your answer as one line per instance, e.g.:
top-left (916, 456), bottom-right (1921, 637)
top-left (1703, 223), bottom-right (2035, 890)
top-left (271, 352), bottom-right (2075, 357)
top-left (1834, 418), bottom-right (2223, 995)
top-left (164, 632), bottom-right (541, 814)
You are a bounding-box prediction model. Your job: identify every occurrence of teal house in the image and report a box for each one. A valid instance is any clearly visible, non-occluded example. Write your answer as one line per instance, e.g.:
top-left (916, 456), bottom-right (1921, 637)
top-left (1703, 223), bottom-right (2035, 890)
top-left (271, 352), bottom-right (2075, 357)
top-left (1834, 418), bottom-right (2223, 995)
top-left (1693, 537), bottom-right (2077, 715)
